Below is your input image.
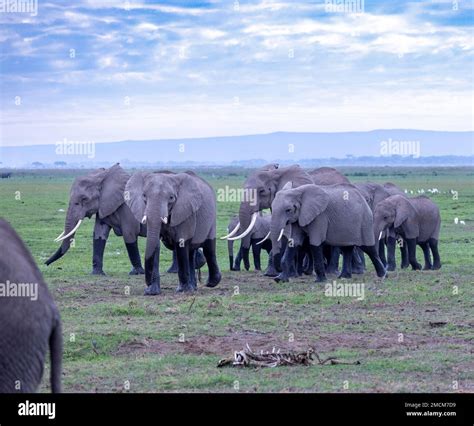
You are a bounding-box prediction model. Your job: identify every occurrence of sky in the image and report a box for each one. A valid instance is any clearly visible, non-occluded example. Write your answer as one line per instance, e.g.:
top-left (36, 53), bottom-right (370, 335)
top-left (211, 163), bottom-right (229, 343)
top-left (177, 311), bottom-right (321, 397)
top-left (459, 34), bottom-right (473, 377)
top-left (0, 0), bottom-right (473, 147)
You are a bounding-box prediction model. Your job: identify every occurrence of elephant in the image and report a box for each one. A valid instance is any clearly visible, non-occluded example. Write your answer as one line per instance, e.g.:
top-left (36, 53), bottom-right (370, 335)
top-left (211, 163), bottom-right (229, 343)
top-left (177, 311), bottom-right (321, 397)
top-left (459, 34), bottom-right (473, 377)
top-left (0, 218), bottom-right (62, 393)
top-left (270, 183), bottom-right (386, 282)
top-left (373, 195), bottom-right (441, 270)
top-left (125, 170), bottom-right (221, 295)
top-left (227, 213), bottom-right (272, 272)
top-left (45, 163), bottom-right (146, 276)
top-left (355, 181), bottom-right (408, 271)
top-left (308, 167), bottom-right (350, 185)
top-left (1, 172), bottom-right (12, 179)
top-left (223, 165), bottom-right (314, 276)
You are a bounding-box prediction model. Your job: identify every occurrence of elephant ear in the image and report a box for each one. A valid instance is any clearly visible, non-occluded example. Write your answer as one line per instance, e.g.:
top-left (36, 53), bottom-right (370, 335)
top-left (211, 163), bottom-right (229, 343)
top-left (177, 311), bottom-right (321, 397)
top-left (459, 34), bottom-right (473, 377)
top-left (170, 173), bottom-right (203, 227)
top-left (124, 172), bottom-right (147, 223)
top-left (298, 185), bottom-right (330, 227)
top-left (98, 164), bottom-right (130, 219)
top-left (394, 197), bottom-right (419, 237)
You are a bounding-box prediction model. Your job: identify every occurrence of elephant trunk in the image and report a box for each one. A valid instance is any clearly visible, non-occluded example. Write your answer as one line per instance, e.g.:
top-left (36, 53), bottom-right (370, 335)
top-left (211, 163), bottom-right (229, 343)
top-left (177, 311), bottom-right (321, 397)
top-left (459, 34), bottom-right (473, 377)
top-left (45, 208), bottom-right (81, 265)
top-left (270, 213), bottom-right (286, 256)
top-left (144, 201), bottom-right (167, 261)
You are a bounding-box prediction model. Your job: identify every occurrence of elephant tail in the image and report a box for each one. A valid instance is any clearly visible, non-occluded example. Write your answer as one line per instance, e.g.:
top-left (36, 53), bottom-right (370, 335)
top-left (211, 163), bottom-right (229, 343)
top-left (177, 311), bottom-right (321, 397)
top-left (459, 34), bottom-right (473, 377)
top-left (49, 313), bottom-right (63, 393)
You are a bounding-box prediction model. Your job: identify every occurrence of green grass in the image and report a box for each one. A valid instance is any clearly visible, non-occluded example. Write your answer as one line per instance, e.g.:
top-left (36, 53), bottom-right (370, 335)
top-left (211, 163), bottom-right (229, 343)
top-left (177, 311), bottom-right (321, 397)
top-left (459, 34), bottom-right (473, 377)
top-left (0, 166), bottom-right (473, 393)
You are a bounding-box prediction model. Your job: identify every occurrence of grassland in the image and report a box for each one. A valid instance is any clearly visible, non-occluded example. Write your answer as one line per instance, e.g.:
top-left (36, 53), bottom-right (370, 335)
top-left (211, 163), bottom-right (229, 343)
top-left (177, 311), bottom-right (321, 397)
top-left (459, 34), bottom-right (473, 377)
top-left (0, 167), bottom-right (473, 393)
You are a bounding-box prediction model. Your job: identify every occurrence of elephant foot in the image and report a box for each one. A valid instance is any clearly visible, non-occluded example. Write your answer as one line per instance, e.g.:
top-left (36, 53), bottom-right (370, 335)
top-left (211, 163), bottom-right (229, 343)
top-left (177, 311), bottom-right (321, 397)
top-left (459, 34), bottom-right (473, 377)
top-left (411, 262), bottom-right (422, 271)
top-left (176, 283), bottom-right (196, 293)
top-left (274, 274), bottom-right (289, 283)
top-left (432, 263), bottom-right (442, 270)
top-left (401, 263), bottom-right (410, 269)
top-left (91, 268), bottom-right (106, 276)
top-left (206, 272), bottom-right (222, 288)
top-left (325, 268), bottom-right (339, 275)
top-left (129, 266), bottom-right (145, 275)
top-left (231, 266), bottom-right (240, 272)
top-left (264, 267), bottom-right (279, 277)
top-left (167, 265), bottom-right (179, 273)
top-left (423, 264), bottom-right (433, 271)
top-left (338, 272), bottom-right (352, 279)
top-left (387, 263), bottom-right (396, 272)
top-left (144, 283), bottom-right (161, 296)
top-left (351, 268), bottom-right (365, 275)
top-left (315, 275), bottom-right (327, 283)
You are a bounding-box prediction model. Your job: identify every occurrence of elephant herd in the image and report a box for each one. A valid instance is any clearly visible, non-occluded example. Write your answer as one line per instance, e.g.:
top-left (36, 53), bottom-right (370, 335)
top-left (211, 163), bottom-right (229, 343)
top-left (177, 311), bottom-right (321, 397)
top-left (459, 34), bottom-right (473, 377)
top-left (0, 163), bottom-right (442, 392)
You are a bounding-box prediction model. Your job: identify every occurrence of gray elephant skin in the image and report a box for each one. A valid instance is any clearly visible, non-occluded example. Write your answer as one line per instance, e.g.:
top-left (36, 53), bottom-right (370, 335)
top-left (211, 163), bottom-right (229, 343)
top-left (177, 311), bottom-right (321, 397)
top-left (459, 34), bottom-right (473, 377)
top-left (126, 170), bottom-right (221, 295)
top-left (227, 213), bottom-right (272, 271)
top-left (374, 194), bottom-right (441, 270)
top-left (0, 219), bottom-right (62, 393)
top-left (45, 163), bottom-right (145, 276)
top-left (270, 183), bottom-right (386, 282)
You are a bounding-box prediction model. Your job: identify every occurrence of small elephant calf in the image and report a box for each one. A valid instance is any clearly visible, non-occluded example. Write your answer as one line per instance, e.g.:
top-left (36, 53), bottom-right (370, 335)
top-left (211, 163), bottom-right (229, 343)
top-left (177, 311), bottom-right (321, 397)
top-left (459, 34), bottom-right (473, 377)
top-left (0, 219), bottom-right (62, 393)
top-left (374, 195), bottom-right (441, 270)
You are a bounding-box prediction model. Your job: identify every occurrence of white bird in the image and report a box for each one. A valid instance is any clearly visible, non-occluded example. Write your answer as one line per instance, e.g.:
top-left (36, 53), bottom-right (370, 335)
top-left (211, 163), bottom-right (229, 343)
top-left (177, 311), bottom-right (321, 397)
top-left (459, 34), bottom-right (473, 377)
top-left (460, 221), bottom-right (466, 225)
top-left (454, 218), bottom-right (459, 224)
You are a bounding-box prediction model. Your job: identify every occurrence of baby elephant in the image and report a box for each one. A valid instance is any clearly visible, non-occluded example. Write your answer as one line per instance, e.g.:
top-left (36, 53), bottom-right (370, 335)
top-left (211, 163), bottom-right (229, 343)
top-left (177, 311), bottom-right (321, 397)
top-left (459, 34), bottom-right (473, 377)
top-left (374, 195), bottom-right (441, 270)
top-left (0, 219), bottom-right (62, 393)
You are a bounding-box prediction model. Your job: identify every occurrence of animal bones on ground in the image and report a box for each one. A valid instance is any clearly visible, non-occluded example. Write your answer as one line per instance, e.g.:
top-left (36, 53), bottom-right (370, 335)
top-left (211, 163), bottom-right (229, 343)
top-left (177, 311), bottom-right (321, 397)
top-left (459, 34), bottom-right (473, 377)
top-left (217, 344), bottom-right (361, 368)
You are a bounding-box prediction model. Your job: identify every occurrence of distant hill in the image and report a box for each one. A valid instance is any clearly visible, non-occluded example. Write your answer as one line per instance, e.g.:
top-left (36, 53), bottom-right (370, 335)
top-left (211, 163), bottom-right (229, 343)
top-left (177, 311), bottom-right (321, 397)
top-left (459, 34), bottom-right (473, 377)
top-left (1, 130), bottom-right (472, 167)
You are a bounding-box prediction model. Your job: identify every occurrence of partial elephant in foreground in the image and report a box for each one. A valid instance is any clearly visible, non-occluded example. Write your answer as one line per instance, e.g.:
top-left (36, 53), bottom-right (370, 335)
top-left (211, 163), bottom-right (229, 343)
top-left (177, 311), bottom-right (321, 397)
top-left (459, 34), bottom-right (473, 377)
top-left (374, 195), bottom-right (441, 270)
top-left (45, 164), bottom-right (145, 275)
top-left (227, 213), bottom-right (272, 272)
top-left (270, 183), bottom-right (386, 282)
top-left (0, 218), bottom-right (62, 393)
top-left (126, 171), bottom-right (221, 294)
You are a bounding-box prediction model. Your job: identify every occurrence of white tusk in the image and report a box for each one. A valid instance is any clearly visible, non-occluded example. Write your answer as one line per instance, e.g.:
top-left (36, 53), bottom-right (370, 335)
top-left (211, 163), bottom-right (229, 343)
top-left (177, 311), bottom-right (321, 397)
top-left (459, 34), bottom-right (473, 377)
top-left (228, 213), bottom-right (258, 241)
top-left (256, 231), bottom-right (271, 245)
top-left (220, 221), bottom-right (241, 240)
top-left (54, 231), bottom-right (65, 242)
top-left (55, 220), bottom-right (82, 242)
top-left (277, 228), bottom-right (285, 242)
top-left (378, 231), bottom-right (383, 241)
top-left (142, 215), bottom-right (147, 224)
top-left (161, 216), bottom-right (168, 224)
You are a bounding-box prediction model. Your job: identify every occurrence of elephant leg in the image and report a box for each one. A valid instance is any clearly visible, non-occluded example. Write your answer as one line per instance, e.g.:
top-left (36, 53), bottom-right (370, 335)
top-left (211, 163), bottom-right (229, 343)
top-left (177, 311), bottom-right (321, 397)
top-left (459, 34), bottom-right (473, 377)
top-left (194, 248), bottom-right (206, 269)
top-left (400, 239), bottom-right (410, 269)
top-left (251, 240), bottom-right (262, 271)
top-left (429, 238), bottom-right (442, 270)
top-left (386, 236), bottom-right (397, 271)
top-left (202, 238), bottom-right (222, 288)
top-left (378, 239), bottom-right (387, 267)
top-left (264, 251), bottom-right (279, 277)
top-left (125, 241), bottom-right (145, 275)
top-left (274, 245), bottom-right (297, 283)
top-left (326, 245), bottom-right (340, 274)
top-left (406, 238), bottom-right (422, 270)
top-left (242, 246), bottom-right (251, 271)
top-left (311, 244), bottom-right (326, 282)
top-left (296, 247), bottom-right (305, 276)
top-left (176, 243), bottom-right (191, 293)
top-left (351, 247), bottom-right (365, 274)
top-left (419, 241), bottom-right (432, 270)
top-left (360, 245), bottom-right (387, 278)
top-left (167, 249), bottom-right (179, 273)
top-left (144, 245), bottom-right (161, 295)
top-left (92, 238), bottom-right (107, 275)
top-left (304, 251), bottom-right (313, 275)
top-left (188, 248), bottom-right (197, 291)
top-left (233, 246), bottom-right (243, 271)
top-left (338, 246), bottom-right (353, 279)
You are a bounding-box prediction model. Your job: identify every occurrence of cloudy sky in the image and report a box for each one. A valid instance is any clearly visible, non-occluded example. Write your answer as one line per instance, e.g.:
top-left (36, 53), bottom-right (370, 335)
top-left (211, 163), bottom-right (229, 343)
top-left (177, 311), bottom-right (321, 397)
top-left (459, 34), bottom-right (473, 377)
top-left (0, 0), bottom-right (472, 146)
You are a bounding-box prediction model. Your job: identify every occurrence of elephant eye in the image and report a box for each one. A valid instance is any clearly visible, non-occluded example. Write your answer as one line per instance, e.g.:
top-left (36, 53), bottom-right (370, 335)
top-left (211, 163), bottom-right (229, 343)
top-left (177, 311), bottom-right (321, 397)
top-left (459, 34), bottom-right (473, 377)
top-left (169, 195), bottom-right (175, 201)
top-left (286, 207), bottom-right (292, 213)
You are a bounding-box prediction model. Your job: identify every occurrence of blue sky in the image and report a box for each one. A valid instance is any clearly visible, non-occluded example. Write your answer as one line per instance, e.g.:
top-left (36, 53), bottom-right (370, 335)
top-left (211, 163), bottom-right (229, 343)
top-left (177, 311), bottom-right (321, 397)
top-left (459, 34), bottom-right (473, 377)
top-left (0, 0), bottom-right (472, 146)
